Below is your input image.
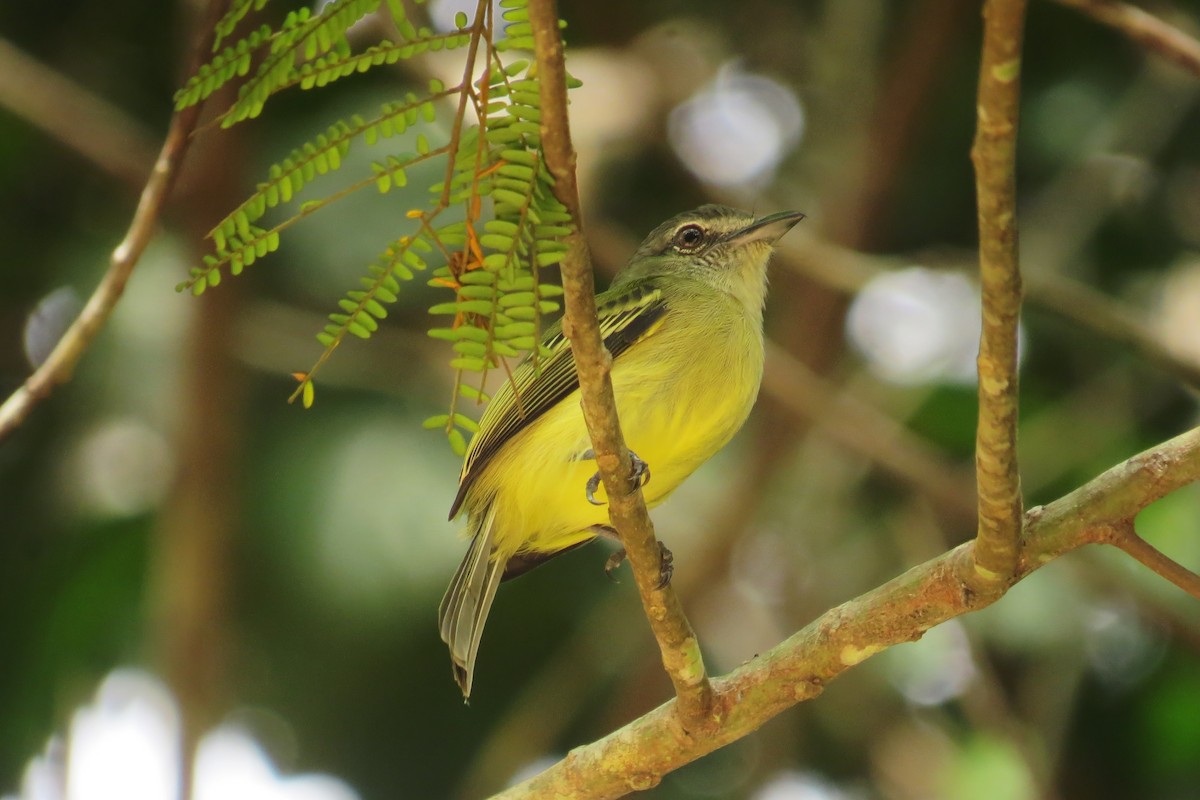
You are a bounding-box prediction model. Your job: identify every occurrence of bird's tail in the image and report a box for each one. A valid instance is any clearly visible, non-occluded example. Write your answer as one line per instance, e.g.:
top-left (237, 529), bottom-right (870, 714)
top-left (438, 505), bottom-right (503, 699)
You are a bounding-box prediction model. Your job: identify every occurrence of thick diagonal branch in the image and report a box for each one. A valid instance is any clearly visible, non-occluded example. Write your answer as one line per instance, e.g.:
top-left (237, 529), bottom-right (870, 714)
top-left (494, 425), bottom-right (1200, 800)
top-left (528, 0), bottom-right (714, 724)
top-left (968, 0), bottom-right (1028, 594)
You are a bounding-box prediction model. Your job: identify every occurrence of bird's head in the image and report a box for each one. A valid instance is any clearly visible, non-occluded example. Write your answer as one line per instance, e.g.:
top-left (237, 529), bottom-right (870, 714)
top-left (622, 204), bottom-right (804, 314)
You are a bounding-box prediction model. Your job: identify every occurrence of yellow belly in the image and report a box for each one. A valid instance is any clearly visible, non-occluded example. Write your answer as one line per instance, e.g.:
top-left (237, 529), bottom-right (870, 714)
top-left (461, 305), bottom-right (763, 560)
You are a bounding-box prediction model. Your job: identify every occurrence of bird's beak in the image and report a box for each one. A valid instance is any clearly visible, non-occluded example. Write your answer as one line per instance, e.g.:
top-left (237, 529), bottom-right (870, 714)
top-left (728, 210), bottom-right (806, 246)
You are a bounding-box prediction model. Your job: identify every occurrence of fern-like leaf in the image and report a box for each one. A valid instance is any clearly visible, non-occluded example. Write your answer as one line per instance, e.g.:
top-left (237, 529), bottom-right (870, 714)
top-left (179, 0), bottom-right (578, 434)
top-left (223, 0), bottom-right (382, 126)
top-left (212, 0), bottom-right (271, 52)
top-left (174, 25), bottom-right (271, 110)
top-left (288, 235), bottom-right (431, 404)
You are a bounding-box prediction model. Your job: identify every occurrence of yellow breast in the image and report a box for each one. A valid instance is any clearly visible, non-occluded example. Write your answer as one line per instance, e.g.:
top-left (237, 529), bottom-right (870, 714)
top-left (463, 298), bottom-right (764, 560)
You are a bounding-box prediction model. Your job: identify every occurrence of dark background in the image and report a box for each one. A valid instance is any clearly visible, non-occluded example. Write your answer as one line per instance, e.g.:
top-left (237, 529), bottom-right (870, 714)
top-left (2, 0), bottom-right (1199, 798)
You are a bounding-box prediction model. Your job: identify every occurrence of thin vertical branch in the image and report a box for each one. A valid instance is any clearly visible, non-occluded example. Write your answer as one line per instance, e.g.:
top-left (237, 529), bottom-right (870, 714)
top-left (527, 0), bottom-right (714, 725)
top-left (968, 0), bottom-right (1028, 594)
top-left (0, 0), bottom-right (230, 443)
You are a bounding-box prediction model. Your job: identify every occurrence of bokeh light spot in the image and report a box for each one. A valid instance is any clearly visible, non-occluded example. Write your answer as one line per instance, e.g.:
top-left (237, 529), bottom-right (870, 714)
top-left (427, 0), bottom-right (503, 34)
top-left (883, 619), bottom-right (976, 707)
top-left (668, 65), bottom-right (803, 189)
top-left (64, 670), bottom-right (181, 800)
top-left (68, 419), bottom-right (174, 518)
top-left (847, 268), bottom-right (995, 386)
top-left (23, 287), bottom-right (81, 369)
top-left (6, 671), bottom-right (360, 800)
top-left (1084, 601), bottom-right (1167, 690)
top-left (751, 770), bottom-right (861, 800)
top-left (194, 727), bottom-right (359, 800)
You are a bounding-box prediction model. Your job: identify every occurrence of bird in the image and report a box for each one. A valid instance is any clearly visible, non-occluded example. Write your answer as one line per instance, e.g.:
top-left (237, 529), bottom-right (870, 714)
top-left (438, 204), bottom-right (804, 697)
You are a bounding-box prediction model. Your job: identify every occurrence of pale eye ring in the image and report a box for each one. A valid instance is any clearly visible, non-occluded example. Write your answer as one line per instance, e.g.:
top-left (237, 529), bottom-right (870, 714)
top-left (672, 224), bottom-right (706, 252)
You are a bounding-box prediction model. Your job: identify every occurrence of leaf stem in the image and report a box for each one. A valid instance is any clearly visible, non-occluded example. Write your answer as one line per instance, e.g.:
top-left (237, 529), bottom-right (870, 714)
top-left (439, 0), bottom-right (490, 209)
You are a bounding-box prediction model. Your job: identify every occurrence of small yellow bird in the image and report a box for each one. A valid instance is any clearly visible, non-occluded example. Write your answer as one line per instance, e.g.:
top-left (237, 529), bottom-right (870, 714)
top-left (439, 204), bottom-right (804, 697)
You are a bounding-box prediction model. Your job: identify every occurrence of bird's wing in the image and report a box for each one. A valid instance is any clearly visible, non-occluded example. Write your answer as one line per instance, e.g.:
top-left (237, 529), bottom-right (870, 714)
top-left (449, 281), bottom-right (668, 519)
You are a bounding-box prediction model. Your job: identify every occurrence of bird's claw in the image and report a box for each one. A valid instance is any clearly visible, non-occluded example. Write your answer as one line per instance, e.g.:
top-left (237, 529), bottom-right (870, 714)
top-left (586, 471), bottom-right (605, 506)
top-left (655, 542), bottom-right (674, 589)
top-left (630, 452), bottom-right (651, 489)
top-left (604, 548), bottom-right (626, 580)
top-left (603, 542), bottom-right (673, 589)
top-left (585, 449), bottom-right (651, 506)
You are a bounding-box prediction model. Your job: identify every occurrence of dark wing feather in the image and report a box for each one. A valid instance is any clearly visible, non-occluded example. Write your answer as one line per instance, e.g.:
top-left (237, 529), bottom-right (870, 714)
top-left (448, 282), bottom-right (667, 519)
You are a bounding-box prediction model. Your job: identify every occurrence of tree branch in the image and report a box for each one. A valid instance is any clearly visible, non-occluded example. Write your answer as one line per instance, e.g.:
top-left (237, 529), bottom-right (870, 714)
top-left (0, 0), bottom-right (229, 444)
top-left (968, 0), bottom-right (1029, 594)
top-left (527, 0), bottom-right (714, 724)
top-left (489, 4), bottom-right (1200, 795)
top-left (1104, 522), bottom-right (1200, 600)
top-left (494, 424), bottom-right (1200, 800)
top-left (1052, 0), bottom-right (1200, 78)
top-left (461, 342), bottom-right (981, 796)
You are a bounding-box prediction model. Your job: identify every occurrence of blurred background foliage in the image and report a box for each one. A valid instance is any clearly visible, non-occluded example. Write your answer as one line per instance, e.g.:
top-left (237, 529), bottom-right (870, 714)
top-left (2, 0), bottom-right (1200, 798)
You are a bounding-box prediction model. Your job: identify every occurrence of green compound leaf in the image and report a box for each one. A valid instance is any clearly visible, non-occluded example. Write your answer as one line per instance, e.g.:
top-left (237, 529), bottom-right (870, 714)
top-left (179, 0), bottom-right (578, 453)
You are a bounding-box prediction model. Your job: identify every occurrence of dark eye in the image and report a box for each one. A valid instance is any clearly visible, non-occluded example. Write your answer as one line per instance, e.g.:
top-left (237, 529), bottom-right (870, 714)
top-left (671, 224), bottom-right (706, 252)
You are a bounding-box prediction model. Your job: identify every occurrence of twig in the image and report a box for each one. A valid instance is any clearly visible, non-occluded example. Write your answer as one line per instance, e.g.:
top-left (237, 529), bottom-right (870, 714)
top-left (527, 0), bottom-right (715, 725)
top-left (1104, 522), bottom-right (1200, 600)
top-left (437, 0), bottom-right (489, 209)
top-left (493, 424), bottom-right (1200, 800)
top-left (0, 0), bottom-right (229, 444)
top-left (1052, 0), bottom-right (1200, 78)
top-left (1081, 550), bottom-right (1200, 652)
top-left (0, 37), bottom-right (158, 191)
top-left (968, 0), bottom-right (1029, 594)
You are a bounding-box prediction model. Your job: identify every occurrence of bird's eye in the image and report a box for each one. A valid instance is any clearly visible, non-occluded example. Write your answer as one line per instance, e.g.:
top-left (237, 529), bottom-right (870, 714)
top-left (671, 224), bottom-right (706, 252)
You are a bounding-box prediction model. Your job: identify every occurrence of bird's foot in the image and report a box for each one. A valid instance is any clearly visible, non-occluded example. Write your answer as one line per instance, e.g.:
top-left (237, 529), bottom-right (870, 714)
top-left (655, 542), bottom-right (674, 588)
top-left (603, 541), bottom-right (674, 589)
top-left (603, 548), bottom-right (625, 581)
top-left (584, 449), bottom-right (652, 506)
top-left (630, 451), bottom-right (652, 489)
